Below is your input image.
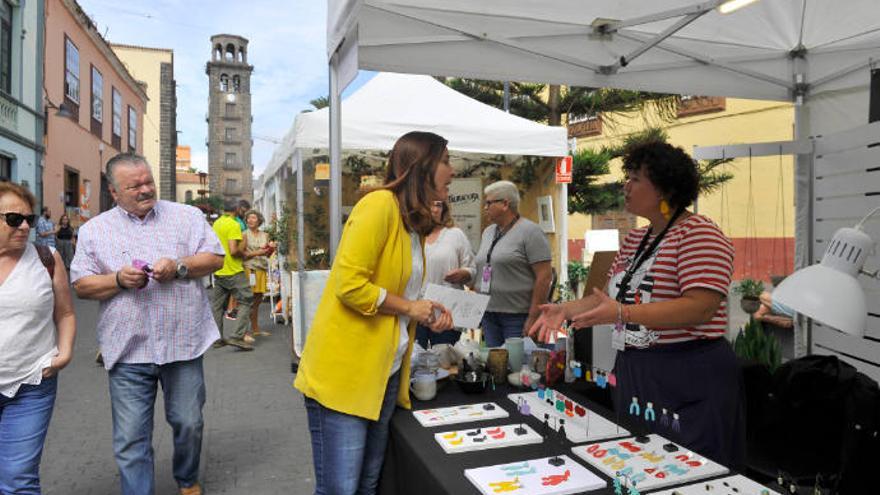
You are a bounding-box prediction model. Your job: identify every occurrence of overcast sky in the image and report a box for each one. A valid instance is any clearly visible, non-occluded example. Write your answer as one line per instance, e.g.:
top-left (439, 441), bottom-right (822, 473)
top-left (78, 0), bottom-right (371, 176)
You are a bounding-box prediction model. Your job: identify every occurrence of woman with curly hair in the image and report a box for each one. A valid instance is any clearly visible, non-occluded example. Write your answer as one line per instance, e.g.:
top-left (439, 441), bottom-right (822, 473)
top-left (529, 140), bottom-right (744, 467)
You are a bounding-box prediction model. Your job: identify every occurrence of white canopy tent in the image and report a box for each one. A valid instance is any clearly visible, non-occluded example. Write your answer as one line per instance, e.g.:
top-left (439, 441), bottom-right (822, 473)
top-left (326, 0), bottom-right (880, 372)
top-left (260, 72), bottom-right (569, 352)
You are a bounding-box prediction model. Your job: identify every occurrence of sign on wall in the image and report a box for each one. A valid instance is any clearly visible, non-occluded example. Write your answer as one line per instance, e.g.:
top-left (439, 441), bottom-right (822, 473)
top-left (448, 177), bottom-right (483, 252)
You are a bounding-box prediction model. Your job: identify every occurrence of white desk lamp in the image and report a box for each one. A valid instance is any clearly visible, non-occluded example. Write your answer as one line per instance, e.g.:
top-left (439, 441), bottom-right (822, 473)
top-left (773, 207), bottom-right (880, 338)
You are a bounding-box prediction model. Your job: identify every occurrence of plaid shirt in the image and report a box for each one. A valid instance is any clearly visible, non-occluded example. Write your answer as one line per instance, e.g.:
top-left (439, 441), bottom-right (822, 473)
top-left (70, 201), bottom-right (225, 369)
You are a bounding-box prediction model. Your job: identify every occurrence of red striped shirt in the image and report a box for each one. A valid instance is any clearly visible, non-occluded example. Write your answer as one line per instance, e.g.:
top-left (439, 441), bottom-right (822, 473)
top-left (608, 214), bottom-right (734, 344)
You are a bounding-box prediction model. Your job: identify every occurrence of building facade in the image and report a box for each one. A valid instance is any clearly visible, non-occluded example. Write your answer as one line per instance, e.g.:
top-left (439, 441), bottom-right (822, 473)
top-left (111, 43), bottom-right (177, 201)
top-left (567, 96), bottom-right (795, 282)
top-left (175, 145), bottom-right (206, 203)
top-left (44, 0), bottom-right (146, 223)
top-left (0, 0), bottom-right (44, 200)
top-left (205, 34), bottom-right (252, 203)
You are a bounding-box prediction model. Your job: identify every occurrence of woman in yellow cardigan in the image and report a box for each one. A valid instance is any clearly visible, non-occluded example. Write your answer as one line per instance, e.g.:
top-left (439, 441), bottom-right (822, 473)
top-left (294, 131), bottom-right (454, 495)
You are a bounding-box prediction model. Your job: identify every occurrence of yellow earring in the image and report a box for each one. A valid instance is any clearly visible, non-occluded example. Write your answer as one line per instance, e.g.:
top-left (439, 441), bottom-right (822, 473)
top-left (659, 200), bottom-right (671, 220)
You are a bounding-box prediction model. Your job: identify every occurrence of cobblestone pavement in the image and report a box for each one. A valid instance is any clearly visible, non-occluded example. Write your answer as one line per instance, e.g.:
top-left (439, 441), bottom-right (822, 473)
top-left (40, 295), bottom-right (314, 494)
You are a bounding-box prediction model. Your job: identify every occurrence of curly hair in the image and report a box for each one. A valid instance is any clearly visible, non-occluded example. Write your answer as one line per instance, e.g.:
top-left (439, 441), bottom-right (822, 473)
top-left (622, 141), bottom-right (699, 210)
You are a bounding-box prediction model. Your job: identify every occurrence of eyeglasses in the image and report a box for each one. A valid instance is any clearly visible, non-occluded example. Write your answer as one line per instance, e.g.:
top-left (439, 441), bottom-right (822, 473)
top-left (484, 199), bottom-right (506, 207)
top-left (0, 212), bottom-right (37, 228)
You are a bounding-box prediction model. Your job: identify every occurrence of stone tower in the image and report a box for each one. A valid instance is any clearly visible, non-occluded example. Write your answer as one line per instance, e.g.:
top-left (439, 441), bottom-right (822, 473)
top-left (206, 34), bottom-right (253, 203)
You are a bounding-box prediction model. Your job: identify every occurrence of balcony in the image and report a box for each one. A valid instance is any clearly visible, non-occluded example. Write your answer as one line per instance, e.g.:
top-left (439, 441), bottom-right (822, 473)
top-left (677, 96), bottom-right (726, 118)
top-left (567, 116), bottom-right (602, 138)
top-left (0, 92), bottom-right (19, 133)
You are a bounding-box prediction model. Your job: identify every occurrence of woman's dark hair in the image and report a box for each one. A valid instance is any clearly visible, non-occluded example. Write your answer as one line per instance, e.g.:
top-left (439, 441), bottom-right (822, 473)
top-left (383, 131), bottom-right (449, 235)
top-left (622, 141), bottom-right (699, 209)
top-left (59, 214), bottom-right (70, 226)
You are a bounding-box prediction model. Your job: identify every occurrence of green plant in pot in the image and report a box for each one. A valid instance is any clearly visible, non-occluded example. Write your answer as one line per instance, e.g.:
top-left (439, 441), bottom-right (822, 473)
top-left (567, 260), bottom-right (589, 297)
top-left (734, 317), bottom-right (782, 372)
top-left (733, 278), bottom-right (764, 314)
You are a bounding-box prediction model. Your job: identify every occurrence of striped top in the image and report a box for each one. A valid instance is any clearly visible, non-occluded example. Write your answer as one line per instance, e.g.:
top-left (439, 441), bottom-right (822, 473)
top-left (607, 214), bottom-right (734, 346)
top-left (70, 201), bottom-right (226, 369)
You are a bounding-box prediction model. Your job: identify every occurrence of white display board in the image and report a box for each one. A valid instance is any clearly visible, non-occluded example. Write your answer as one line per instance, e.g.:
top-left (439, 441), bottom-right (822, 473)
top-left (412, 402), bottom-right (509, 427)
top-left (508, 389), bottom-right (629, 443)
top-left (465, 455), bottom-right (606, 495)
top-left (448, 177), bottom-right (483, 252)
top-left (649, 474), bottom-right (782, 495)
top-left (434, 424), bottom-right (542, 454)
top-left (291, 270), bottom-right (330, 357)
top-left (571, 434), bottom-right (728, 491)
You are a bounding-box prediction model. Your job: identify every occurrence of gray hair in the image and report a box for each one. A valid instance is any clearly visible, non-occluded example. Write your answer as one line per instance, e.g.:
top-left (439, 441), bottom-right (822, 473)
top-left (106, 153), bottom-right (151, 188)
top-left (484, 180), bottom-right (520, 211)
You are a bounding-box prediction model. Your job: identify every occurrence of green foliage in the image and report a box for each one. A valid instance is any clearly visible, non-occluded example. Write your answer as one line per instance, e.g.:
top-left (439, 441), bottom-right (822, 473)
top-left (734, 317), bottom-right (782, 372)
top-left (307, 96), bottom-right (329, 111)
top-left (733, 278), bottom-right (765, 299)
top-left (567, 260), bottom-right (589, 285)
top-left (186, 195), bottom-right (223, 214)
top-left (265, 205), bottom-right (293, 257)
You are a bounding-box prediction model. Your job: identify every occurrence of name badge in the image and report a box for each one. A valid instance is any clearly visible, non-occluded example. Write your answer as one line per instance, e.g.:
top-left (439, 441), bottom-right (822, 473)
top-left (480, 265), bottom-right (492, 293)
top-left (611, 325), bottom-right (626, 352)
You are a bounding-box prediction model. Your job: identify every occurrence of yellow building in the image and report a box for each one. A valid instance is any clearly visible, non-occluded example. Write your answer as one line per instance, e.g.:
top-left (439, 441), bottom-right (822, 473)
top-left (175, 145), bottom-right (206, 203)
top-left (176, 145), bottom-right (192, 171)
top-left (110, 44), bottom-right (177, 200)
top-left (569, 97), bottom-right (795, 282)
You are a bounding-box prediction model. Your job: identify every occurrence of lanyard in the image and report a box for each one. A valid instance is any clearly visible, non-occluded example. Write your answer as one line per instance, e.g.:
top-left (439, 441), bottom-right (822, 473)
top-left (486, 216), bottom-right (519, 265)
top-left (615, 207), bottom-right (684, 302)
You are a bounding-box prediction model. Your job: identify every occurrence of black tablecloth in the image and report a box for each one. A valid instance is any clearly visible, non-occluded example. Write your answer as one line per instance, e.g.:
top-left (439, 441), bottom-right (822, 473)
top-left (378, 380), bottom-right (627, 495)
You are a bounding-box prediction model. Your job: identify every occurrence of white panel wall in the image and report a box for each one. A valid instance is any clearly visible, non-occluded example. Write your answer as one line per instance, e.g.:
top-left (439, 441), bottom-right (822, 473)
top-left (811, 121), bottom-right (880, 380)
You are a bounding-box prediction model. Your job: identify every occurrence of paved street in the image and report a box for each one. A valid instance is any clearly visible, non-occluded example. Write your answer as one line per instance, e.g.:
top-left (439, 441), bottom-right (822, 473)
top-left (40, 295), bottom-right (315, 494)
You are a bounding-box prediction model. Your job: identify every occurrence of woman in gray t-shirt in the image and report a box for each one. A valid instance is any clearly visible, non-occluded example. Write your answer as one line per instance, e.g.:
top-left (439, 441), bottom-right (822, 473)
top-left (474, 181), bottom-right (552, 347)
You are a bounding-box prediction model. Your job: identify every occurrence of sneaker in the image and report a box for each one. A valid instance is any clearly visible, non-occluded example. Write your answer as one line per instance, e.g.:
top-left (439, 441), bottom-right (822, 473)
top-left (225, 338), bottom-right (254, 351)
top-left (243, 334), bottom-right (255, 344)
top-left (253, 330), bottom-right (272, 337)
top-left (211, 339), bottom-right (227, 349)
top-left (224, 308), bottom-right (238, 320)
top-left (179, 483), bottom-right (202, 495)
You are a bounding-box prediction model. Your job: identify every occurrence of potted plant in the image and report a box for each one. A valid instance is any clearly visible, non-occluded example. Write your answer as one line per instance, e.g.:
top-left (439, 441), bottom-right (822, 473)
top-left (733, 317), bottom-right (782, 372)
top-left (567, 260), bottom-right (590, 298)
top-left (733, 278), bottom-right (764, 314)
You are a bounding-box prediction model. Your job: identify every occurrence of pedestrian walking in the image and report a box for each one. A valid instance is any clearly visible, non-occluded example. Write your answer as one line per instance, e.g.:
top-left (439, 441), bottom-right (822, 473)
top-left (242, 209), bottom-right (273, 340)
top-left (71, 153), bottom-right (225, 495)
top-left (210, 199), bottom-right (254, 350)
top-left (34, 206), bottom-right (56, 248)
top-left (0, 182), bottom-right (76, 494)
top-left (55, 213), bottom-right (75, 271)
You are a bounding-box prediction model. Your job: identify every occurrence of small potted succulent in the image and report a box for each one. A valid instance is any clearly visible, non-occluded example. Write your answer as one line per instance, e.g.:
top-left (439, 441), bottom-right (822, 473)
top-left (733, 278), bottom-right (765, 314)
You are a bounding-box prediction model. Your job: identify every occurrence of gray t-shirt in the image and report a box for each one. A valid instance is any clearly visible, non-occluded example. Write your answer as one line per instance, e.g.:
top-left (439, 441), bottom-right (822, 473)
top-left (474, 218), bottom-right (552, 313)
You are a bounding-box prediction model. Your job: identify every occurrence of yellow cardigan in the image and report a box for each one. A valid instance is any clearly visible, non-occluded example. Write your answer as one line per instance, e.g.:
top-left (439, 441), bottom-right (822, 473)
top-left (293, 190), bottom-right (422, 420)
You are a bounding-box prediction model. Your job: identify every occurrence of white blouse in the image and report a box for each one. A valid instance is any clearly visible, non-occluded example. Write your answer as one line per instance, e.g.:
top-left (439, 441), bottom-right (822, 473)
top-left (424, 227), bottom-right (475, 290)
top-left (0, 244), bottom-right (58, 397)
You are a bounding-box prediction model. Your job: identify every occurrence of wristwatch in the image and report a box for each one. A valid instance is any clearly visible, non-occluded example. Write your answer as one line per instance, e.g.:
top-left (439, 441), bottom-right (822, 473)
top-left (175, 260), bottom-right (189, 279)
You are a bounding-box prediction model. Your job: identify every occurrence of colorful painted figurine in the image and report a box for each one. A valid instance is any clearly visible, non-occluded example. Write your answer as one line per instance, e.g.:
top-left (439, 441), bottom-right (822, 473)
top-left (629, 397), bottom-right (640, 416)
top-left (644, 402), bottom-right (656, 422)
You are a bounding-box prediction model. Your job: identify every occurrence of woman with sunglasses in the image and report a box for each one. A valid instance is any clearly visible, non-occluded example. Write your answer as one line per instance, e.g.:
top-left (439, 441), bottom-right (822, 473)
top-left (0, 182), bottom-right (77, 493)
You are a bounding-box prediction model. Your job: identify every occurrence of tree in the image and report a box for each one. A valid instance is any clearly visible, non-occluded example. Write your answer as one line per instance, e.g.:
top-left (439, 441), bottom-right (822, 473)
top-left (307, 96), bottom-right (329, 111)
top-left (568, 128), bottom-right (733, 215)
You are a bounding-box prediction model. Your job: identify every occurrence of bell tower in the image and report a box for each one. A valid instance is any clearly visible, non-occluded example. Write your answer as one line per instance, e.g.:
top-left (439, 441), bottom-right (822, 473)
top-left (206, 34), bottom-right (253, 202)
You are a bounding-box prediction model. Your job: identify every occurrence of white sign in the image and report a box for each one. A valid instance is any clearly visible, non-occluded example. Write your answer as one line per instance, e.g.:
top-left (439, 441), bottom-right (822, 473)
top-left (447, 178), bottom-right (483, 252)
top-left (423, 283), bottom-right (489, 329)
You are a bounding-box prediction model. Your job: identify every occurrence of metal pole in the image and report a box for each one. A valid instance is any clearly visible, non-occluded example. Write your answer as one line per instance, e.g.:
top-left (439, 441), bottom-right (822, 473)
top-left (295, 152), bottom-right (307, 352)
top-left (503, 81), bottom-right (510, 112)
top-left (329, 52), bottom-right (343, 262)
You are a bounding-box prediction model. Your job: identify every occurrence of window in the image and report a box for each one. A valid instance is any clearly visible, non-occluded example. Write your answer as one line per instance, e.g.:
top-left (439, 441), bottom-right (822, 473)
top-left (225, 127), bottom-right (236, 141)
top-left (128, 106), bottom-right (137, 151)
top-left (232, 75), bottom-right (240, 92)
top-left (0, 155), bottom-right (10, 182)
top-left (91, 66), bottom-right (103, 122)
top-left (225, 152), bottom-right (236, 168)
top-left (225, 178), bottom-right (238, 194)
top-left (225, 103), bottom-right (235, 116)
top-left (219, 74), bottom-right (229, 92)
top-left (111, 88), bottom-right (121, 148)
top-left (185, 190), bottom-right (193, 202)
top-left (64, 37), bottom-right (79, 104)
top-left (64, 168), bottom-right (80, 207)
top-left (0, 1), bottom-right (12, 93)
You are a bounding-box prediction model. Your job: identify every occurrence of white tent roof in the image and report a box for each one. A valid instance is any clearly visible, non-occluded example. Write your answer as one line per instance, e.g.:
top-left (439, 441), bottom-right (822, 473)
top-left (329, 0), bottom-right (880, 108)
top-left (262, 72), bottom-right (568, 181)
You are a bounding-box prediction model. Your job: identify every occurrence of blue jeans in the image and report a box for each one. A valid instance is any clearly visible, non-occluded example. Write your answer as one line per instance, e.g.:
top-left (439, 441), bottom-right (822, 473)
top-left (415, 324), bottom-right (461, 349)
top-left (481, 312), bottom-right (528, 347)
top-left (0, 376), bottom-right (57, 495)
top-left (305, 372), bottom-right (401, 495)
top-left (108, 357), bottom-right (206, 495)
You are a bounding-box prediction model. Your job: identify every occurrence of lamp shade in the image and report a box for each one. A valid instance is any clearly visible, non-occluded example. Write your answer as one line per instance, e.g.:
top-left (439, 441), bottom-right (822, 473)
top-left (772, 226), bottom-right (873, 338)
top-left (773, 264), bottom-right (866, 337)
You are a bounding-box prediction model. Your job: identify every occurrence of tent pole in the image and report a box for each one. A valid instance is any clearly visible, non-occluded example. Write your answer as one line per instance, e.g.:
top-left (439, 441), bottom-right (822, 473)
top-left (295, 151), bottom-right (307, 355)
top-left (793, 100), bottom-right (813, 358)
top-left (329, 52), bottom-right (343, 262)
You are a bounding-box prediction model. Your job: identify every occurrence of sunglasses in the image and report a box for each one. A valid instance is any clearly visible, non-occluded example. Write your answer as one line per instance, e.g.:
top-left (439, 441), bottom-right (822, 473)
top-left (0, 212), bottom-right (37, 228)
